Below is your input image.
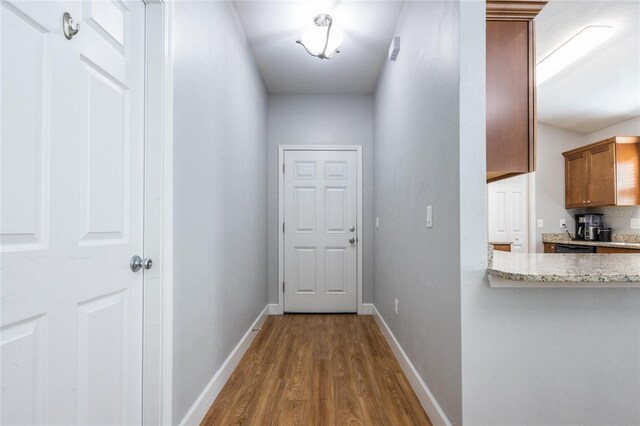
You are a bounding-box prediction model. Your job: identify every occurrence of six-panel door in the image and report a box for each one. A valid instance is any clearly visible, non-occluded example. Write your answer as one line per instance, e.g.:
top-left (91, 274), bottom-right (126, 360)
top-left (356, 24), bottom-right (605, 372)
top-left (283, 151), bottom-right (358, 313)
top-left (0, 1), bottom-right (145, 424)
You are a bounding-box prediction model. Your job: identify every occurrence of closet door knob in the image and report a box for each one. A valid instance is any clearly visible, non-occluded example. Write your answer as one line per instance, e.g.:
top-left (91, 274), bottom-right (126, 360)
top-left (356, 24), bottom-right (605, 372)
top-left (130, 255), bottom-right (153, 272)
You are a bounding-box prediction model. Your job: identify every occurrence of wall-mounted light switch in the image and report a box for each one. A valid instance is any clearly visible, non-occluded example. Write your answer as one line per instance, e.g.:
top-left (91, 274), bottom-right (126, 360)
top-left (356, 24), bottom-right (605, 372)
top-left (631, 218), bottom-right (640, 229)
top-left (537, 219), bottom-right (544, 228)
top-left (427, 206), bottom-right (433, 228)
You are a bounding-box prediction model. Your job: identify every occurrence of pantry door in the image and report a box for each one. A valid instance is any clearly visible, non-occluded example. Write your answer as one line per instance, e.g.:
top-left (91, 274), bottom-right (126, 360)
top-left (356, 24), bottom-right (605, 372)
top-left (283, 150), bottom-right (358, 313)
top-left (488, 174), bottom-right (529, 253)
top-left (1, 1), bottom-right (146, 424)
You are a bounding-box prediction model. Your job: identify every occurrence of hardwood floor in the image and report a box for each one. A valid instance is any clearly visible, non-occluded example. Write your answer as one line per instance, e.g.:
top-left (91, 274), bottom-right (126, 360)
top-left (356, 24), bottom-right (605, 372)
top-left (201, 314), bottom-right (432, 426)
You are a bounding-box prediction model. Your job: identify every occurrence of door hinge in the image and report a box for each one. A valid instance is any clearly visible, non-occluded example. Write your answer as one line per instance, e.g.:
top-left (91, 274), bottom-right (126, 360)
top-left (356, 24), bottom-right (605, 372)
top-left (283, 282), bottom-right (285, 292)
top-left (282, 222), bottom-right (285, 233)
top-left (282, 163), bottom-right (285, 173)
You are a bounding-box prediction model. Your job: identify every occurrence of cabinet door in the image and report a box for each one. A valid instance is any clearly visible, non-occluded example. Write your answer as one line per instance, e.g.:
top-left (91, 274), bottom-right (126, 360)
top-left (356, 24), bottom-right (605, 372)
top-left (565, 151), bottom-right (588, 208)
top-left (588, 143), bottom-right (616, 206)
top-left (486, 20), bottom-right (532, 175)
top-left (596, 246), bottom-right (640, 254)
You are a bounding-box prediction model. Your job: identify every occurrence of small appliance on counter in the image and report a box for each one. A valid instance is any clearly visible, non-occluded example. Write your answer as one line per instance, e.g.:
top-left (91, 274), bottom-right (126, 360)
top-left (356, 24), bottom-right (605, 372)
top-left (575, 213), bottom-right (604, 240)
top-left (598, 228), bottom-right (612, 242)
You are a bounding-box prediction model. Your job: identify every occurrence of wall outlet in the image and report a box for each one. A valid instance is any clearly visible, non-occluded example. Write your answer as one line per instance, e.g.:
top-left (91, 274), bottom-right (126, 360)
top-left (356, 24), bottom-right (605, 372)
top-left (376, 217), bottom-right (380, 229)
top-left (394, 298), bottom-right (399, 316)
top-left (631, 218), bottom-right (640, 229)
top-left (426, 206), bottom-right (433, 228)
top-left (560, 219), bottom-right (566, 228)
top-left (537, 219), bottom-right (544, 228)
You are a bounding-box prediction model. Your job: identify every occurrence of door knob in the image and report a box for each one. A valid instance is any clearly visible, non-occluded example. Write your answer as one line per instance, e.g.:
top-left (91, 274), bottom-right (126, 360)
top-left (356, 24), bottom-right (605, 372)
top-left (349, 225), bottom-right (355, 232)
top-left (349, 237), bottom-right (356, 244)
top-left (130, 255), bottom-right (152, 272)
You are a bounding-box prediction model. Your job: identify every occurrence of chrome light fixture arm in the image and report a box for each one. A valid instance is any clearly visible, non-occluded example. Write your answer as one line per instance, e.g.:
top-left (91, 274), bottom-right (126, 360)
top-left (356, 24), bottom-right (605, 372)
top-left (296, 14), bottom-right (340, 60)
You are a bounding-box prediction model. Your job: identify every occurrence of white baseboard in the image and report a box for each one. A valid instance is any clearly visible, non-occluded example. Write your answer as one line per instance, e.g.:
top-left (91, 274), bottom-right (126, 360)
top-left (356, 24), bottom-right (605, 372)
top-left (179, 305), bottom-right (270, 426)
top-left (268, 303), bottom-right (282, 315)
top-left (372, 305), bottom-right (451, 426)
top-left (359, 303), bottom-right (374, 315)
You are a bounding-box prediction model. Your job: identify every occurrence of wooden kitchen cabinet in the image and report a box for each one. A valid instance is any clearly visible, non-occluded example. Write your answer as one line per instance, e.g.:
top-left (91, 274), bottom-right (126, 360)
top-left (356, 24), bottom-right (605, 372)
top-left (492, 243), bottom-right (512, 252)
top-left (543, 243), bottom-right (556, 253)
top-left (486, 1), bottom-right (547, 182)
top-left (563, 137), bottom-right (640, 208)
top-left (596, 246), bottom-right (640, 254)
top-left (564, 151), bottom-right (588, 209)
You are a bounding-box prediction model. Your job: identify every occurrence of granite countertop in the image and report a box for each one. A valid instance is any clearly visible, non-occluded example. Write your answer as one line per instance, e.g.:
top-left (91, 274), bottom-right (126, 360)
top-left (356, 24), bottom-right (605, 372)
top-left (487, 246), bottom-right (640, 287)
top-left (543, 233), bottom-right (640, 250)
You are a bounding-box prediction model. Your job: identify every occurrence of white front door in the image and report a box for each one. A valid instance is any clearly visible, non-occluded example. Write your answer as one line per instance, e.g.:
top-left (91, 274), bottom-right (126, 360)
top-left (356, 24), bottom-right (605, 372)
top-left (1, 1), bottom-right (145, 424)
top-left (283, 150), bottom-right (358, 313)
top-left (488, 174), bottom-right (529, 253)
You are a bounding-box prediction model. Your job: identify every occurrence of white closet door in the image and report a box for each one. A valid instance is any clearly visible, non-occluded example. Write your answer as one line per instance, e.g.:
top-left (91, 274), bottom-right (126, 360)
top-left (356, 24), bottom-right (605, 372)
top-left (488, 174), bottom-right (529, 253)
top-left (1, 1), bottom-right (145, 424)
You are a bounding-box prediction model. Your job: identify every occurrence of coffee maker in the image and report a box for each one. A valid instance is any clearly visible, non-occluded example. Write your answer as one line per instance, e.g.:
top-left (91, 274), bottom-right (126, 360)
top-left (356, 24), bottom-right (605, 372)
top-left (575, 213), bottom-right (604, 240)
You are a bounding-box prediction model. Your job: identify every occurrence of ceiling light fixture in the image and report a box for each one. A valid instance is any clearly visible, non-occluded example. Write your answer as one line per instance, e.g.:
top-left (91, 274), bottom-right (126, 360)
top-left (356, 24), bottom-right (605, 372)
top-left (537, 25), bottom-right (614, 85)
top-left (296, 14), bottom-right (342, 60)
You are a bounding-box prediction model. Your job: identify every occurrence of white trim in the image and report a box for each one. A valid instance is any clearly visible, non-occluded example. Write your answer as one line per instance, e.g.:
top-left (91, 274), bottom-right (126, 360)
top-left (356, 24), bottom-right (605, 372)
top-left (528, 172), bottom-right (537, 253)
top-left (143, 2), bottom-right (174, 425)
top-left (360, 303), bottom-right (374, 315)
top-left (277, 145), bottom-right (365, 315)
top-left (268, 303), bottom-right (281, 315)
top-left (372, 306), bottom-right (452, 426)
top-left (178, 306), bottom-right (270, 426)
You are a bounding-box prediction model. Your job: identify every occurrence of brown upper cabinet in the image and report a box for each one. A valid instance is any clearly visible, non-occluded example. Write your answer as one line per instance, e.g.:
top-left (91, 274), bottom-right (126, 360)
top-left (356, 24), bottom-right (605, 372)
top-left (486, 1), bottom-right (547, 182)
top-left (563, 137), bottom-right (640, 208)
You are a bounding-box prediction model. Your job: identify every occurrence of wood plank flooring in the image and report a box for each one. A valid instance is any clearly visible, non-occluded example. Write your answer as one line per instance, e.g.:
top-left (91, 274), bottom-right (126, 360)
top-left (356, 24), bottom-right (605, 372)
top-left (201, 314), bottom-right (432, 426)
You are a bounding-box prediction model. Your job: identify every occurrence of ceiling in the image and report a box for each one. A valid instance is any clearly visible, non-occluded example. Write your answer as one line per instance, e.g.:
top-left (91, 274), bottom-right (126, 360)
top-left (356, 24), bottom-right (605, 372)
top-left (535, 0), bottom-right (640, 134)
top-left (232, 0), bottom-right (405, 95)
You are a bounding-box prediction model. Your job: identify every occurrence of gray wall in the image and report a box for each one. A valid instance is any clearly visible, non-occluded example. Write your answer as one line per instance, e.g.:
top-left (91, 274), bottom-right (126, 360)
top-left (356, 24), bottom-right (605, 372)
top-left (267, 95), bottom-right (374, 304)
top-left (461, 6), bottom-right (640, 424)
top-left (372, 1), bottom-right (462, 423)
top-left (535, 123), bottom-right (584, 250)
top-left (172, 2), bottom-right (268, 423)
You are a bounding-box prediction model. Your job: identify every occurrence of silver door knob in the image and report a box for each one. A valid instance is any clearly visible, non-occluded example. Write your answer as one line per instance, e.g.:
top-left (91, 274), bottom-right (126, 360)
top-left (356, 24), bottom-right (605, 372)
top-left (130, 255), bottom-right (152, 272)
top-left (349, 225), bottom-right (355, 232)
top-left (349, 237), bottom-right (356, 244)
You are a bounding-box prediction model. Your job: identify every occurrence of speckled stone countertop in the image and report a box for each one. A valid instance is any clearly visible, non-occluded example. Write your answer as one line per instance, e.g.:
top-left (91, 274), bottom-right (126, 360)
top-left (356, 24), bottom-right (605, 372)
top-left (543, 233), bottom-right (640, 250)
top-left (487, 246), bottom-right (640, 287)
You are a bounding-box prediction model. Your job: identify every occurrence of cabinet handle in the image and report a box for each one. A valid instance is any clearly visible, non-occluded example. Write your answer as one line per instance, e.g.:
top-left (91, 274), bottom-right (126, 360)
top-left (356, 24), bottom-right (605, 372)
top-left (583, 201), bottom-right (587, 204)
top-left (587, 200), bottom-right (591, 203)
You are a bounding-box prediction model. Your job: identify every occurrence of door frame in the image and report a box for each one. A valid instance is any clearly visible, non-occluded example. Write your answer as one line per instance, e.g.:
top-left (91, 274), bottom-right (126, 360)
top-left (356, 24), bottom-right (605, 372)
top-left (277, 145), bottom-right (364, 315)
top-left (143, 1), bottom-right (174, 425)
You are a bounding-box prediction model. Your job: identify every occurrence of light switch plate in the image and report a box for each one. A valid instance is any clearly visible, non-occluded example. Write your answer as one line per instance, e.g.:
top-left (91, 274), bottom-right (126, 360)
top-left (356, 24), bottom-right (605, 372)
top-left (631, 218), bottom-right (640, 229)
top-left (560, 219), bottom-right (566, 228)
top-left (427, 206), bottom-right (433, 228)
top-left (537, 219), bottom-right (544, 228)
